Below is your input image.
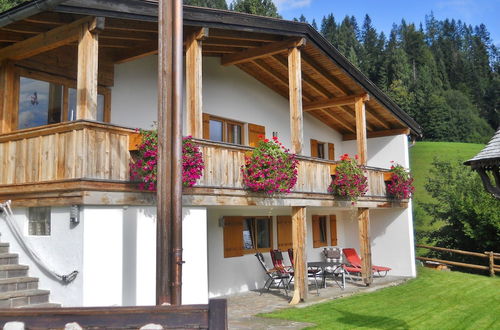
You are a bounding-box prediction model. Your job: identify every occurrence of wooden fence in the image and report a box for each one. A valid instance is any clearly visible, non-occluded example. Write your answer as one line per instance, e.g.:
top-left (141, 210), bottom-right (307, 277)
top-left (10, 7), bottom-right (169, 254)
top-left (416, 244), bottom-right (499, 276)
top-left (0, 299), bottom-right (227, 329)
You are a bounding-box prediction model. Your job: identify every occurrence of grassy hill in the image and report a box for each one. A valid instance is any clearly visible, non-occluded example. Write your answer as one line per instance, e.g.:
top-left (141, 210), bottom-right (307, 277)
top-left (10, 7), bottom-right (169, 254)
top-left (409, 142), bottom-right (484, 243)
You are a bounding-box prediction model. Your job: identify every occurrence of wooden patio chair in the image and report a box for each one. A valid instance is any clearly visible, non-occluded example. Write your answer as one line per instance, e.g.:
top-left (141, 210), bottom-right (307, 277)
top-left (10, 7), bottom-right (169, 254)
top-left (342, 248), bottom-right (392, 277)
top-left (255, 252), bottom-right (291, 296)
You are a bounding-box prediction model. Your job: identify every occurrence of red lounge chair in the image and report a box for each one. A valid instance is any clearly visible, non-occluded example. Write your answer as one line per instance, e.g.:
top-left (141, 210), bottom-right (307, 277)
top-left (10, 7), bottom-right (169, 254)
top-left (342, 248), bottom-right (391, 277)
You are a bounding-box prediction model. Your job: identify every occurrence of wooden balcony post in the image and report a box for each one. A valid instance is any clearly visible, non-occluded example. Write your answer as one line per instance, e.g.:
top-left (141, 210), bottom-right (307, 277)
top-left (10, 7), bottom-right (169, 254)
top-left (288, 46), bottom-right (303, 155)
top-left (358, 208), bottom-right (373, 285)
top-left (76, 18), bottom-right (104, 120)
top-left (354, 96), bottom-right (367, 165)
top-left (0, 61), bottom-right (16, 133)
top-left (186, 28), bottom-right (208, 138)
top-left (290, 206), bottom-right (307, 305)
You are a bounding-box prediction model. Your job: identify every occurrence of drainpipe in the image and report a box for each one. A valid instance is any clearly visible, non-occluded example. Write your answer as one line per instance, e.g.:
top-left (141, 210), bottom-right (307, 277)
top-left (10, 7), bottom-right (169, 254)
top-left (0, 0), bottom-right (68, 28)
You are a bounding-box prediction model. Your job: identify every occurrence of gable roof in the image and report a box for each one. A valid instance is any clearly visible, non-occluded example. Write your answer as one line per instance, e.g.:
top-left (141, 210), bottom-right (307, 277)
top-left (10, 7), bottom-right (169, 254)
top-left (0, 0), bottom-right (422, 137)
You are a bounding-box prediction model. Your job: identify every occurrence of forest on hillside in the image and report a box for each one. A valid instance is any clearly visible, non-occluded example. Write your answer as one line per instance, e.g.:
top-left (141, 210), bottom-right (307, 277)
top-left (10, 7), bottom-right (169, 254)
top-left (2, 0), bottom-right (498, 143)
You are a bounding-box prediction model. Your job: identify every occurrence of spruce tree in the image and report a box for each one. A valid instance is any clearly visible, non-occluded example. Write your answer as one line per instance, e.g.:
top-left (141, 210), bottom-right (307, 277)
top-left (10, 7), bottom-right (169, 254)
top-left (230, 0), bottom-right (281, 18)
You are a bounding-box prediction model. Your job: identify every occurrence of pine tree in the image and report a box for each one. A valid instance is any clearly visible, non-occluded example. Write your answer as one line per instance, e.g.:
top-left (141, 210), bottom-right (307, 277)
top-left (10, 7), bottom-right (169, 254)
top-left (320, 14), bottom-right (337, 47)
top-left (311, 19), bottom-right (318, 30)
top-left (184, 0), bottom-right (228, 9)
top-left (230, 0), bottom-right (281, 18)
top-left (337, 16), bottom-right (361, 67)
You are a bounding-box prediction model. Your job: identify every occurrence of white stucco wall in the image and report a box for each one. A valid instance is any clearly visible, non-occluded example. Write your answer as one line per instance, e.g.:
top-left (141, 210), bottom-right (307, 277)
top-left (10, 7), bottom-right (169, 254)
top-left (111, 56), bottom-right (343, 158)
top-left (342, 134), bottom-right (408, 169)
top-left (0, 206), bottom-right (83, 307)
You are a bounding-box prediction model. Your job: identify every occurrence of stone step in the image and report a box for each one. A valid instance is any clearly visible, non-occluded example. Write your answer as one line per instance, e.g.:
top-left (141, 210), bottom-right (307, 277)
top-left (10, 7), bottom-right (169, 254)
top-left (0, 264), bottom-right (28, 279)
top-left (0, 289), bottom-right (50, 308)
top-left (0, 277), bottom-right (38, 293)
top-left (0, 253), bottom-right (18, 265)
top-left (0, 243), bottom-right (9, 254)
top-left (18, 302), bottom-right (61, 309)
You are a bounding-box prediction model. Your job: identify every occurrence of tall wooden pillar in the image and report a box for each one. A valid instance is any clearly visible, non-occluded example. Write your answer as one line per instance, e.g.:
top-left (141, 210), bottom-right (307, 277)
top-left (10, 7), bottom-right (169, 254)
top-left (157, 0), bottom-right (183, 306)
top-left (186, 28), bottom-right (207, 138)
top-left (76, 18), bottom-right (103, 120)
top-left (0, 61), bottom-right (16, 133)
top-left (288, 46), bottom-right (303, 155)
top-left (290, 206), bottom-right (307, 305)
top-left (358, 208), bottom-right (373, 285)
top-left (354, 96), bottom-right (367, 165)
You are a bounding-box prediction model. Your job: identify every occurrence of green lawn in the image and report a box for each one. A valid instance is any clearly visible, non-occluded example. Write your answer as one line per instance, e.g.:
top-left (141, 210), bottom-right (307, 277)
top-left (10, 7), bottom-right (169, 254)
top-left (263, 267), bottom-right (500, 329)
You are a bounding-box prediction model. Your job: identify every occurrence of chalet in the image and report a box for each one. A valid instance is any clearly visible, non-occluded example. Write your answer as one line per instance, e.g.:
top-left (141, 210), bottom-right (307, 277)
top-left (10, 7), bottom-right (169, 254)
top-left (0, 0), bottom-right (421, 307)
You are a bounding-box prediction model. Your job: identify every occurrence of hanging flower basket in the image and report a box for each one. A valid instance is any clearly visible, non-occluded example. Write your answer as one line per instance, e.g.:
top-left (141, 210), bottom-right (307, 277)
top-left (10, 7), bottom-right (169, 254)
top-left (385, 162), bottom-right (415, 199)
top-left (129, 129), bottom-right (204, 191)
top-left (241, 136), bottom-right (299, 195)
top-left (328, 153), bottom-right (368, 202)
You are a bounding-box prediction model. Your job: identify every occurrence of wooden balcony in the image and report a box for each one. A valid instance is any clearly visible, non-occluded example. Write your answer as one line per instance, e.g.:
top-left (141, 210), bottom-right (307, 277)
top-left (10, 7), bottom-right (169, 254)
top-left (184, 139), bottom-right (404, 208)
top-left (0, 124), bottom-right (404, 208)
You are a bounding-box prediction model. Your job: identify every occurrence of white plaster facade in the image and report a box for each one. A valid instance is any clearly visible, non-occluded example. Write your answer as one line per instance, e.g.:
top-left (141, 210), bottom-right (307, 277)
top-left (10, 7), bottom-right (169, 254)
top-left (0, 54), bottom-right (416, 307)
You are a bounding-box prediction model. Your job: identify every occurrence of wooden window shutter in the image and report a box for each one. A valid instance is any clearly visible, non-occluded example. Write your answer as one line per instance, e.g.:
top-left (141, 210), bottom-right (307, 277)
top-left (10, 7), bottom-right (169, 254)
top-left (310, 139), bottom-right (318, 158)
top-left (248, 123), bottom-right (265, 147)
top-left (312, 215), bottom-right (321, 248)
top-left (202, 113), bottom-right (210, 139)
top-left (223, 216), bottom-right (243, 258)
top-left (330, 215), bottom-right (338, 246)
top-left (277, 216), bottom-right (293, 251)
top-left (328, 143), bottom-right (335, 160)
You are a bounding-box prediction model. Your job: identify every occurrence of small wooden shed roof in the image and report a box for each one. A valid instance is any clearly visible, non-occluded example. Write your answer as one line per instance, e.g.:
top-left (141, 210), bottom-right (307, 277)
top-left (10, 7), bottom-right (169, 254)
top-left (464, 128), bottom-right (500, 169)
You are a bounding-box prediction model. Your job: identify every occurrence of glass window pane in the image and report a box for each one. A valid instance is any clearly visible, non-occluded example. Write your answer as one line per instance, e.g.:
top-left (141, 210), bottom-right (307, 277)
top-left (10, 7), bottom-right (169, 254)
top-left (228, 123), bottom-right (242, 144)
top-left (243, 218), bottom-right (254, 250)
top-left (319, 216), bottom-right (327, 243)
top-left (68, 88), bottom-right (105, 122)
top-left (18, 77), bottom-right (62, 129)
top-left (256, 218), bottom-right (271, 249)
top-left (209, 120), bottom-right (223, 141)
top-left (28, 207), bottom-right (51, 236)
top-left (317, 143), bottom-right (325, 159)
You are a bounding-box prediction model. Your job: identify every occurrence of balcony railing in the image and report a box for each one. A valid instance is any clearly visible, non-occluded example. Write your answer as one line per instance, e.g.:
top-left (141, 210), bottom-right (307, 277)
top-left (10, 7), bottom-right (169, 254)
top-left (193, 139), bottom-right (390, 198)
top-left (0, 120), bottom-right (133, 185)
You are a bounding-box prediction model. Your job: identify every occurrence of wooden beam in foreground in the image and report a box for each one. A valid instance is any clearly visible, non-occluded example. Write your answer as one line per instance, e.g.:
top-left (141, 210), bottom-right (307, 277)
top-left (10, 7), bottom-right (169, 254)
top-left (221, 37), bottom-right (305, 66)
top-left (0, 61), bottom-right (17, 133)
top-left (288, 46), bottom-right (304, 155)
top-left (343, 128), bottom-right (410, 141)
top-left (0, 16), bottom-right (98, 61)
top-left (76, 18), bottom-right (104, 120)
top-left (186, 28), bottom-right (208, 138)
top-left (355, 96), bottom-right (367, 165)
top-left (290, 206), bottom-right (307, 305)
top-left (357, 208), bottom-right (373, 286)
top-left (304, 94), bottom-right (369, 111)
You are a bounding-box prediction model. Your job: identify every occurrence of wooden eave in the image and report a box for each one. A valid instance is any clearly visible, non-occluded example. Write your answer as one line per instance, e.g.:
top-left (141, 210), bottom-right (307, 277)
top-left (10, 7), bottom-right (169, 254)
top-left (0, 1), bottom-right (422, 137)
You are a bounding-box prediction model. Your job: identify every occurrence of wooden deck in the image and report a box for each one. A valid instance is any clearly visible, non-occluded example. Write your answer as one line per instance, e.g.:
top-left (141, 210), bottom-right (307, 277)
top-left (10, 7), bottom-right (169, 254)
top-left (0, 122), bottom-right (405, 208)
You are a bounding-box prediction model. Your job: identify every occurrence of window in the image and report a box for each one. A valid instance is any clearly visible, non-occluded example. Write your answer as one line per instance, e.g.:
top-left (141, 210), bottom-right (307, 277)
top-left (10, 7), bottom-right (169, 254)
top-left (28, 207), bottom-right (51, 236)
top-left (17, 69), bottom-right (110, 130)
top-left (204, 114), bottom-right (244, 144)
top-left (310, 139), bottom-right (335, 160)
top-left (312, 215), bottom-right (328, 248)
top-left (223, 216), bottom-right (272, 258)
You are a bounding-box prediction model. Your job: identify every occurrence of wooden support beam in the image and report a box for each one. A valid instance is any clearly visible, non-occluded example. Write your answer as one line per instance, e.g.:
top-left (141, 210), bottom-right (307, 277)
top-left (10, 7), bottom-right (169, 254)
top-left (357, 208), bottom-right (373, 286)
top-left (288, 46), bottom-right (303, 155)
top-left (0, 61), bottom-right (17, 133)
top-left (355, 96), bottom-right (367, 165)
top-left (186, 28), bottom-right (208, 138)
top-left (0, 16), bottom-right (97, 61)
top-left (76, 18), bottom-right (103, 120)
top-left (304, 94), bottom-right (369, 111)
top-left (342, 128), bottom-right (410, 141)
top-left (221, 37), bottom-right (305, 66)
top-left (290, 206), bottom-right (307, 305)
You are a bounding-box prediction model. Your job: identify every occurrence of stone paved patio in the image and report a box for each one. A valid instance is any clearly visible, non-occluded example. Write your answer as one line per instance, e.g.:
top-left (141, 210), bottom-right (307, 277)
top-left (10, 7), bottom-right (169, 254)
top-left (221, 275), bottom-right (410, 329)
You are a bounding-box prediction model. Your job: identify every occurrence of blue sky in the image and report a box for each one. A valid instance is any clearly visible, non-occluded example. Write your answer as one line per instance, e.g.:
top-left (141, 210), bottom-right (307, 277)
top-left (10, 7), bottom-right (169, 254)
top-left (263, 0), bottom-right (500, 46)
